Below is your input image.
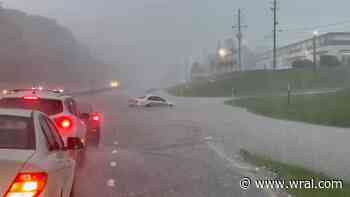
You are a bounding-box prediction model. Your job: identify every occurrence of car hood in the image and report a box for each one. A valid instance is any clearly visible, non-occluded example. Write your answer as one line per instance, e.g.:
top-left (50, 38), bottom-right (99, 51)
top-left (0, 149), bottom-right (35, 195)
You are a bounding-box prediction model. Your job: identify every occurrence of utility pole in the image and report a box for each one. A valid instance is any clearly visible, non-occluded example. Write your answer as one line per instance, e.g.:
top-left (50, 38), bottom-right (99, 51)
top-left (233, 9), bottom-right (247, 72)
top-left (312, 31), bottom-right (318, 72)
top-left (237, 9), bottom-right (242, 72)
top-left (272, 0), bottom-right (278, 70)
top-left (313, 35), bottom-right (316, 68)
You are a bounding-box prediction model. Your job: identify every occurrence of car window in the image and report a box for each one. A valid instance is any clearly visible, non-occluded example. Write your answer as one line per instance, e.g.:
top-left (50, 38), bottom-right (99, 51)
top-left (0, 115), bottom-right (35, 150)
top-left (65, 98), bottom-right (78, 115)
top-left (148, 96), bottom-right (165, 102)
top-left (71, 99), bottom-right (79, 115)
top-left (39, 115), bottom-right (60, 151)
top-left (148, 96), bottom-right (158, 101)
top-left (155, 97), bottom-right (166, 102)
top-left (44, 117), bottom-right (64, 149)
top-left (0, 98), bottom-right (63, 115)
top-left (64, 99), bottom-right (73, 114)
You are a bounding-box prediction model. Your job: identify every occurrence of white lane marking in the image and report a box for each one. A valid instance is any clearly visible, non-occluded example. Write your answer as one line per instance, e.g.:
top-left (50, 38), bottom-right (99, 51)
top-left (114, 141), bottom-right (119, 145)
top-left (110, 161), bottom-right (117, 167)
top-left (107, 179), bottom-right (115, 187)
top-left (112, 149), bottom-right (118, 154)
top-left (208, 143), bottom-right (252, 171)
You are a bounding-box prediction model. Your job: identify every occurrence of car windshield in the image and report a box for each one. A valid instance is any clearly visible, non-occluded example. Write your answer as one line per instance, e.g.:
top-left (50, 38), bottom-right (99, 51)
top-left (0, 115), bottom-right (35, 150)
top-left (0, 98), bottom-right (63, 116)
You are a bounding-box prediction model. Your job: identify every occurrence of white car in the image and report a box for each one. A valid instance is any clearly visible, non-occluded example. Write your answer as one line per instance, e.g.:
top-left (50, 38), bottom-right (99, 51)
top-left (0, 89), bottom-right (87, 146)
top-left (0, 109), bottom-right (83, 197)
top-left (128, 95), bottom-right (174, 107)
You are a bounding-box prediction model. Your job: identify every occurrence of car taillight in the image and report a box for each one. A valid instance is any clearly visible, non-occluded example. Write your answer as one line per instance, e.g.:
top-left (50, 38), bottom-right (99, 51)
top-left (92, 115), bottom-right (100, 121)
top-left (4, 172), bottom-right (48, 197)
top-left (61, 119), bottom-right (71, 128)
top-left (23, 96), bottom-right (39, 100)
top-left (55, 116), bottom-right (73, 130)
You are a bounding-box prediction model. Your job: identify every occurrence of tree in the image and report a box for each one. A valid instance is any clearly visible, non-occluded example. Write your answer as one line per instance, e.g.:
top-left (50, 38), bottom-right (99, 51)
top-left (320, 55), bottom-right (341, 67)
top-left (191, 61), bottom-right (204, 75)
top-left (208, 54), bottom-right (217, 73)
top-left (292, 59), bottom-right (313, 68)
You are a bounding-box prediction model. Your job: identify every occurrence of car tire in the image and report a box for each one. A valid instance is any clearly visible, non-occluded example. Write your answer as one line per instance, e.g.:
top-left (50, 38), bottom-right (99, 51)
top-left (145, 103), bottom-right (152, 107)
top-left (76, 143), bottom-right (87, 168)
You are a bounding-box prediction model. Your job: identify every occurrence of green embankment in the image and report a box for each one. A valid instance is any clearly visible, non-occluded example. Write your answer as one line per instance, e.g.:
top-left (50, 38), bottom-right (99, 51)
top-left (226, 89), bottom-right (350, 128)
top-left (168, 66), bottom-right (350, 97)
top-left (240, 149), bottom-right (350, 197)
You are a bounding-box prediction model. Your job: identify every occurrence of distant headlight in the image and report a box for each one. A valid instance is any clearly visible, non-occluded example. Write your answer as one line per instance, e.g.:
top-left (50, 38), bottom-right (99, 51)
top-left (110, 81), bottom-right (120, 88)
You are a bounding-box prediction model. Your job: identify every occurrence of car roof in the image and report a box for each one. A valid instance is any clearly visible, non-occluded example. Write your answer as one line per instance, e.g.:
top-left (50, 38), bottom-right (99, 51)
top-left (145, 94), bottom-right (159, 97)
top-left (0, 108), bottom-right (33, 117)
top-left (2, 90), bottom-right (71, 100)
top-left (146, 94), bottom-right (167, 98)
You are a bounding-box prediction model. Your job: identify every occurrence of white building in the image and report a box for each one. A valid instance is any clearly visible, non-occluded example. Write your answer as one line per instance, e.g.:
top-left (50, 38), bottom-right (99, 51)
top-left (256, 32), bottom-right (350, 70)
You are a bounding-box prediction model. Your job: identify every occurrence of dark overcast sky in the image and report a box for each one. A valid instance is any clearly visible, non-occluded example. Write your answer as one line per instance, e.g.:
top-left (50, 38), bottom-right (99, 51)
top-left (3, 0), bottom-right (350, 86)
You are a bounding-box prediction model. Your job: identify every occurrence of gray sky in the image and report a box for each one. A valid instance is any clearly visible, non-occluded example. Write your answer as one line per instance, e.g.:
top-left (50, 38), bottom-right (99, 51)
top-left (3, 0), bottom-right (350, 86)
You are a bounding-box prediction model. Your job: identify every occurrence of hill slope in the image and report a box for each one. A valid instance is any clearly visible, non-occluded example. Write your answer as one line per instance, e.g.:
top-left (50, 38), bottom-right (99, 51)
top-left (0, 7), bottom-right (111, 85)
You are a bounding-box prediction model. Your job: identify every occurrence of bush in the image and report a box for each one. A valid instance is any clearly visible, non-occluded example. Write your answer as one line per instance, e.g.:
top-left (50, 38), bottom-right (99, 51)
top-left (320, 55), bottom-right (341, 67)
top-left (292, 59), bottom-right (313, 68)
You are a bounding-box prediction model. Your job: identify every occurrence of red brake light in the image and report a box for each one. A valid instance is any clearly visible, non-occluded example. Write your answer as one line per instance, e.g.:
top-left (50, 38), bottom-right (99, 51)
top-left (61, 119), bottom-right (71, 128)
top-left (55, 116), bottom-right (73, 130)
top-left (4, 172), bottom-right (47, 197)
top-left (23, 96), bottom-right (39, 100)
top-left (92, 115), bottom-right (100, 121)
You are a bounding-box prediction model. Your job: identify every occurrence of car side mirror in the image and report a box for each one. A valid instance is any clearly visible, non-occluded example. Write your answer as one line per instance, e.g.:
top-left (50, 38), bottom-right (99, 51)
top-left (79, 113), bottom-right (90, 120)
top-left (66, 137), bottom-right (84, 150)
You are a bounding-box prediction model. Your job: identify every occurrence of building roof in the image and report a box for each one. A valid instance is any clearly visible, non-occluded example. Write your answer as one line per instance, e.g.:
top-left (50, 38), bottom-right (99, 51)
top-left (259, 32), bottom-right (350, 56)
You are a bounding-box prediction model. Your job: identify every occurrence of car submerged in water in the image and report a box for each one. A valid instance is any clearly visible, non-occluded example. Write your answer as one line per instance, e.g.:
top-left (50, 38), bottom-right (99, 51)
top-left (128, 95), bottom-right (175, 107)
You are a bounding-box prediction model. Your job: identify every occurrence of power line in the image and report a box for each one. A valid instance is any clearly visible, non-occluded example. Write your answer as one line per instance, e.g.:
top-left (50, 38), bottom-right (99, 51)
top-left (280, 19), bottom-right (350, 33)
top-left (252, 18), bottom-right (350, 54)
top-left (254, 19), bottom-right (350, 47)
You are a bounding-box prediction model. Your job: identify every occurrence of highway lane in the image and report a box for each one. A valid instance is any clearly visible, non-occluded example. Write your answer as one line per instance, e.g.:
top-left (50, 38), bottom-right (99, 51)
top-left (72, 90), bottom-right (271, 197)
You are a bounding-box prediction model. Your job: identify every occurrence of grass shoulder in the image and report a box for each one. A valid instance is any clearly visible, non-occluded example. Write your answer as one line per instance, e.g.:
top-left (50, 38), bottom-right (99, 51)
top-left (168, 66), bottom-right (350, 97)
top-left (226, 89), bottom-right (350, 128)
top-left (239, 149), bottom-right (350, 197)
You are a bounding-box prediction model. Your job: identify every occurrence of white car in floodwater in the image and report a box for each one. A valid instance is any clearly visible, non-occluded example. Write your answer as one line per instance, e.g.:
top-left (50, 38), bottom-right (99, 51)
top-left (128, 95), bottom-right (175, 107)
